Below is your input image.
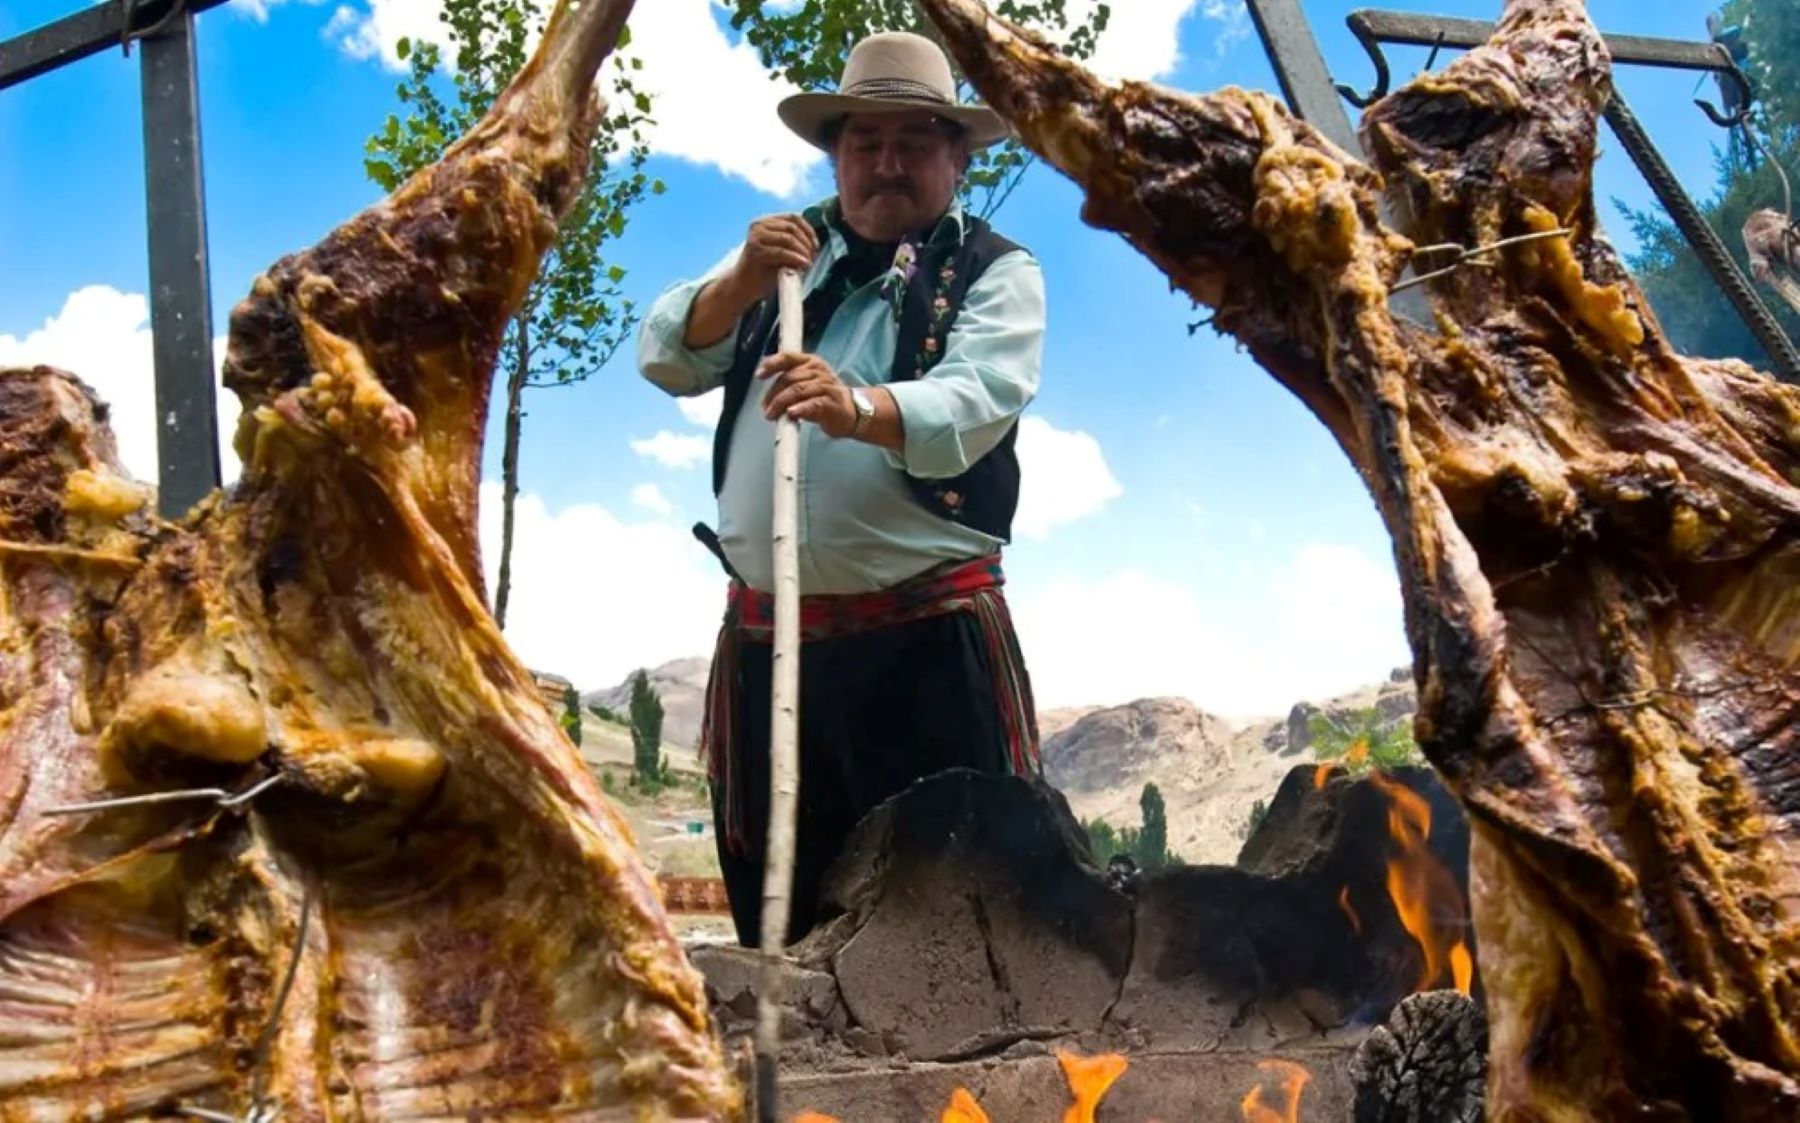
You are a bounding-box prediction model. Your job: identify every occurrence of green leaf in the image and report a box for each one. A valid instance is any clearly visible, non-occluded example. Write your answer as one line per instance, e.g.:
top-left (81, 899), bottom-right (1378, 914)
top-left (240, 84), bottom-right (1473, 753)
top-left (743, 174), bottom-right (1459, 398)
top-left (396, 36), bottom-right (411, 60)
top-left (607, 264), bottom-right (626, 283)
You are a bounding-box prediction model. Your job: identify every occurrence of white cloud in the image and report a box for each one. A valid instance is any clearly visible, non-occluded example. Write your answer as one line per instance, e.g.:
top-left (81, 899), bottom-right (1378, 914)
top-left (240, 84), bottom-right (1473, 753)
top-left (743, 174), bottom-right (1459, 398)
top-left (630, 482), bottom-right (673, 516)
top-left (1201, 1), bottom-right (1253, 58)
top-left (323, 0), bottom-right (445, 65)
top-left (323, 0), bottom-right (821, 196)
top-left (1067, 0), bottom-right (1196, 82)
top-left (1013, 415), bottom-right (1122, 539)
top-left (1051, 1), bottom-right (1247, 82)
top-left (630, 429), bottom-right (710, 469)
top-left (677, 389), bottom-right (724, 430)
top-left (0, 285), bottom-right (242, 492)
top-left (1010, 542), bottom-right (1409, 721)
top-left (229, 0), bottom-right (327, 23)
top-left (478, 483), bottom-right (723, 691)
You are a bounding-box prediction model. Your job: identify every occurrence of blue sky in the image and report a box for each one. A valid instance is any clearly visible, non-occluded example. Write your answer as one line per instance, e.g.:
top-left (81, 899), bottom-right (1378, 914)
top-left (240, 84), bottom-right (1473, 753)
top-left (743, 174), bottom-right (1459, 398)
top-left (0, 0), bottom-right (1747, 719)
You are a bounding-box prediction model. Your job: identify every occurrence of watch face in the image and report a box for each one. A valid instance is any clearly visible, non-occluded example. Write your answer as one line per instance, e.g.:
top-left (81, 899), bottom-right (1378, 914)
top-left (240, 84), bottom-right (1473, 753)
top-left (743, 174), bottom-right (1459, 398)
top-left (853, 389), bottom-right (874, 416)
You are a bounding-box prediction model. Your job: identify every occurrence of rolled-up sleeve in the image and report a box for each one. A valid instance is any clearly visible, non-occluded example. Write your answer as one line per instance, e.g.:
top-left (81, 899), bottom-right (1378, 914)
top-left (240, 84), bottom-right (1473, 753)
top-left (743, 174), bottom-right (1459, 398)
top-left (883, 249), bottom-right (1045, 479)
top-left (637, 245), bottom-right (745, 396)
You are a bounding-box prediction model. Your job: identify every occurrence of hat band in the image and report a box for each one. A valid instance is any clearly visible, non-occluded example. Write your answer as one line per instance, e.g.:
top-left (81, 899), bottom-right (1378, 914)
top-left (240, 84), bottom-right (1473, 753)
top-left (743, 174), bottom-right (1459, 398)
top-left (838, 77), bottom-right (955, 106)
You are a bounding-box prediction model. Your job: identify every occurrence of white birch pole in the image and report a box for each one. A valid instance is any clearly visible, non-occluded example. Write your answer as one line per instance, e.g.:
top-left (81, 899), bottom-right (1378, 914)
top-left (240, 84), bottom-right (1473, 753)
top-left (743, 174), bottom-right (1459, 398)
top-left (754, 267), bottom-right (804, 1121)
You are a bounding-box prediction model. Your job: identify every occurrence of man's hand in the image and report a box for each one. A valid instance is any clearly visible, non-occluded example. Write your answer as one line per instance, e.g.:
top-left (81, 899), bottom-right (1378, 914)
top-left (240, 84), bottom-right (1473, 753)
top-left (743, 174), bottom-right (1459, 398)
top-left (683, 214), bottom-right (819, 351)
top-left (758, 351), bottom-right (856, 438)
top-left (725, 214), bottom-right (820, 304)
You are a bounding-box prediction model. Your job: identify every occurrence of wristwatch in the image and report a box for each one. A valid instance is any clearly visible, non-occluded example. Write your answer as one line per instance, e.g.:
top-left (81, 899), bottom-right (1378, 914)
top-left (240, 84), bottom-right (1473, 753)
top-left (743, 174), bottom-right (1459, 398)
top-left (848, 388), bottom-right (875, 439)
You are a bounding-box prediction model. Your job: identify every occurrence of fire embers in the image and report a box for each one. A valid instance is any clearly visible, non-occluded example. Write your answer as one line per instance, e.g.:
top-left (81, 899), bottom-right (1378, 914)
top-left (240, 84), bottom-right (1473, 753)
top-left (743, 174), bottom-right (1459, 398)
top-left (1236, 762), bottom-right (1479, 1014)
top-left (1240, 1059), bottom-right (1312, 1122)
top-left (1364, 772), bottom-right (1473, 996)
top-left (795, 1050), bottom-right (1129, 1123)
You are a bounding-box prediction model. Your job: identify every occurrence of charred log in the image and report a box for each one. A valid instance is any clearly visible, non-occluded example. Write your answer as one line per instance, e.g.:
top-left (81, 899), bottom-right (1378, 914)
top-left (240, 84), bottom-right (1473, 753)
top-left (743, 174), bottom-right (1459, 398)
top-left (1351, 989), bottom-right (1487, 1123)
top-left (918, 0), bottom-right (1800, 1117)
top-left (0, 0), bottom-right (742, 1117)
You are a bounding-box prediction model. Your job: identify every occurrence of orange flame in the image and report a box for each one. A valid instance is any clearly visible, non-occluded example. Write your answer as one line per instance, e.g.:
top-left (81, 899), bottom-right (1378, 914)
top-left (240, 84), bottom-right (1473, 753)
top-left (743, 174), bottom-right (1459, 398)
top-left (940, 1087), bottom-right (991, 1123)
top-left (1337, 885), bottom-right (1362, 935)
top-left (1240, 1059), bottom-right (1312, 1122)
top-left (1058, 1050), bottom-right (1129, 1123)
top-left (1451, 941), bottom-right (1474, 994)
top-left (1367, 772), bottom-right (1473, 994)
top-left (1312, 763), bottom-right (1336, 790)
top-left (1346, 738), bottom-right (1370, 768)
top-left (793, 1114), bottom-right (839, 1123)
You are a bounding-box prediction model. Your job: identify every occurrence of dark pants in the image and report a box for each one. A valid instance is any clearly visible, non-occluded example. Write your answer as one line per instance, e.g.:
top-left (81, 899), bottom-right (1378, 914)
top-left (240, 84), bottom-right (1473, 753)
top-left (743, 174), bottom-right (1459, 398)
top-left (712, 610), bottom-right (1017, 948)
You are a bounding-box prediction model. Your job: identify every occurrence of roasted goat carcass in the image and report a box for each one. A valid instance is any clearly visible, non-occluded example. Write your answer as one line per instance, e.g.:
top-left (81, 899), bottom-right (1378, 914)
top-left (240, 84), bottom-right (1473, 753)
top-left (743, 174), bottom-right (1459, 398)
top-left (917, 0), bottom-right (1800, 1117)
top-left (1744, 208), bottom-right (1800, 320)
top-left (0, 0), bottom-right (740, 1117)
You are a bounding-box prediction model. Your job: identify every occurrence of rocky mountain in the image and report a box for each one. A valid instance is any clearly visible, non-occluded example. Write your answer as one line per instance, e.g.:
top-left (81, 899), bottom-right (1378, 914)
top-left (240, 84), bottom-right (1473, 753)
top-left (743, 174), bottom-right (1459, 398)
top-left (594, 655), bottom-right (1422, 866)
top-left (1043, 671), bottom-right (1420, 864)
top-left (584, 656), bottom-right (712, 752)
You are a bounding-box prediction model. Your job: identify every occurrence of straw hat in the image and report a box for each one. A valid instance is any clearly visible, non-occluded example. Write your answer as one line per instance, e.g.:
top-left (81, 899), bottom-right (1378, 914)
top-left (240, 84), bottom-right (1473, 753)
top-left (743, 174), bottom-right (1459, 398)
top-left (777, 31), bottom-right (1011, 152)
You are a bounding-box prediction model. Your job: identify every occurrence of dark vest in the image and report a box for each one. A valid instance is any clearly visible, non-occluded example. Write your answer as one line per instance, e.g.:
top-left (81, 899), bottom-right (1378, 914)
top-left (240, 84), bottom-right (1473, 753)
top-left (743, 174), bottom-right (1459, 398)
top-left (708, 209), bottom-right (1028, 542)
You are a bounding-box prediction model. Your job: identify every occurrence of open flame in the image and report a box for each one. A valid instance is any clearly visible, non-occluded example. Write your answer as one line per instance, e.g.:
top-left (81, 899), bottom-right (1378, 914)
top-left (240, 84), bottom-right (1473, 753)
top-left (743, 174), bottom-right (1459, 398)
top-left (1337, 885), bottom-right (1362, 935)
top-left (1240, 1059), bottom-right (1311, 1122)
top-left (1367, 771), bottom-right (1473, 994)
top-left (1058, 1050), bottom-right (1129, 1123)
top-left (1345, 738), bottom-right (1370, 768)
top-left (1312, 763), bottom-right (1336, 790)
top-left (941, 1087), bottom-right (991, 1123)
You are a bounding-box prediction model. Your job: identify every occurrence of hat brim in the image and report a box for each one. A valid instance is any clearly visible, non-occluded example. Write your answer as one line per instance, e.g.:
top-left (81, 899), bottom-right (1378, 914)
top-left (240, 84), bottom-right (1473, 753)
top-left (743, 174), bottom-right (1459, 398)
top-left (777, 92), bottom-right (1012, 152)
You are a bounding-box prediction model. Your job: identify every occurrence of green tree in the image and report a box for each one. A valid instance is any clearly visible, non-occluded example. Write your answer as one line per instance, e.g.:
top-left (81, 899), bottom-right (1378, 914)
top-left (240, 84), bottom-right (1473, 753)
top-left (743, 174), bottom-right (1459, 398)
top-left (1137, 782), bottom-right (1171, 871)
top-left (1616, 2), bottom-right (1800, 366)
top-left (560, 682), bottom-right (583, 746)
top-left (1242, 798), bottom-right (1269, 840)
top-left (726, 0), bottom-right (1110, 220)
top-left (1083, 815), bottom-right (1126, 863)
top-left (627, 668), bottom-right (665, 791)
top-left (1308, 707), bottom-right (1422, 775)
top-left (363, 0), bottom-right (661, 627)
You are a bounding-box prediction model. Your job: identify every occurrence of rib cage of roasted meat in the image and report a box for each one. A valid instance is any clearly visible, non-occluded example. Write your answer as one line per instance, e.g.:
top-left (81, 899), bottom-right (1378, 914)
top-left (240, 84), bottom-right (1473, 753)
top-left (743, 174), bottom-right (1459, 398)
top-left (1745, 208), bottom-right (1800, 321)
top-left (0, 0), bottom-right (741, 1117)
top-left (917, 0), bottom-right (1800, 1117)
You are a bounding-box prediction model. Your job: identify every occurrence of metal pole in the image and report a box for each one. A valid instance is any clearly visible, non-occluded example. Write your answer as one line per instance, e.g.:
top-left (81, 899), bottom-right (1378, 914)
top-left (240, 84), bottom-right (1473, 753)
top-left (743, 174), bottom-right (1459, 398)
top-left (0, 0), bottom-right (234, 92)
top-left (139, 9), bottom-right (222, 514)
top-left (1244, 0), bottom-right (1430, 321)
top-left (1605, 93), bottom-right (1800, 384)
top-left (1244, 0), bottom-right (1363, 157)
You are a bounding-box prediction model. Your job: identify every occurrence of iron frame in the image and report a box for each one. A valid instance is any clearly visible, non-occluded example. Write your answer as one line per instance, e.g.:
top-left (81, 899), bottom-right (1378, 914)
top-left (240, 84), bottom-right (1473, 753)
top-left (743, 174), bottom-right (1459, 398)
top-left (2, 0), bottom-right (232, 515)
top-left (1244, 1), bottom-right (1800, 384)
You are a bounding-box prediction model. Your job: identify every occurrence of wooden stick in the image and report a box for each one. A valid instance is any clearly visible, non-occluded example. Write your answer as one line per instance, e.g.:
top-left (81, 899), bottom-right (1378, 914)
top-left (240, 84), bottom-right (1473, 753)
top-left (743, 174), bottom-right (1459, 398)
top-left (754, 267), bottom-right (804, 1123)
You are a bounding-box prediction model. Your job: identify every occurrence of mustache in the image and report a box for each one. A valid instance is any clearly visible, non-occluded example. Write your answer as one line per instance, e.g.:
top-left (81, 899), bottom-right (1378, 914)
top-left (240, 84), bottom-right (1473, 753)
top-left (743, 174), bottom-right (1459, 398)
top-left (866, 181), bottom-right (914, 196)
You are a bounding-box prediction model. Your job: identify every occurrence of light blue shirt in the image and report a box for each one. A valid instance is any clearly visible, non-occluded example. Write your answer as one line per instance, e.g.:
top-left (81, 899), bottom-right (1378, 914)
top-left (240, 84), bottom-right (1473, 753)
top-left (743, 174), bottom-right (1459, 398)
top-left (637, 197), bottom-right (1046, 595)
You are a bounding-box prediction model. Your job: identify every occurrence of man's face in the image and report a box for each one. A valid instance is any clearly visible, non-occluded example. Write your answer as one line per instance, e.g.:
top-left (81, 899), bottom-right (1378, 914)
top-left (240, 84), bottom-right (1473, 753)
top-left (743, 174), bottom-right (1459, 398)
top-left (833, 110), bottom-right (968, 242)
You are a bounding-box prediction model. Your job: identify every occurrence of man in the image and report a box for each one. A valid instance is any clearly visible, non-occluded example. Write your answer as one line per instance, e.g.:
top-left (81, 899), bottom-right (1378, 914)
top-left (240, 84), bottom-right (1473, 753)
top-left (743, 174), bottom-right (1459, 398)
top-left (637, 30), bottom-right (1045, 948)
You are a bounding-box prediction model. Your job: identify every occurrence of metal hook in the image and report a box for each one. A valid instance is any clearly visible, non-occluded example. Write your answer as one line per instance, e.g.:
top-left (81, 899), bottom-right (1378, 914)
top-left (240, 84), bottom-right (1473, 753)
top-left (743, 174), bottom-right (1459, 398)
top-left (121, 0), bottom-right (189, 58)
top-left (1335, 16), bottom-right (1391, 110)
top-left (1421, 31), bottom-right (1447, 75)
top-left (1695, 57), bottom-right (1755, 128)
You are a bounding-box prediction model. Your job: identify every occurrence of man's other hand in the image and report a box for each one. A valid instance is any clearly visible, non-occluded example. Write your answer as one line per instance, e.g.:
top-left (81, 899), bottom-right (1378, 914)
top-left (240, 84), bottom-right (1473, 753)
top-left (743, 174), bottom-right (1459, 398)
top-left (758, 351), bottom-right (856, 438)
top-left (728, 214), bottom-right (820, 302)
